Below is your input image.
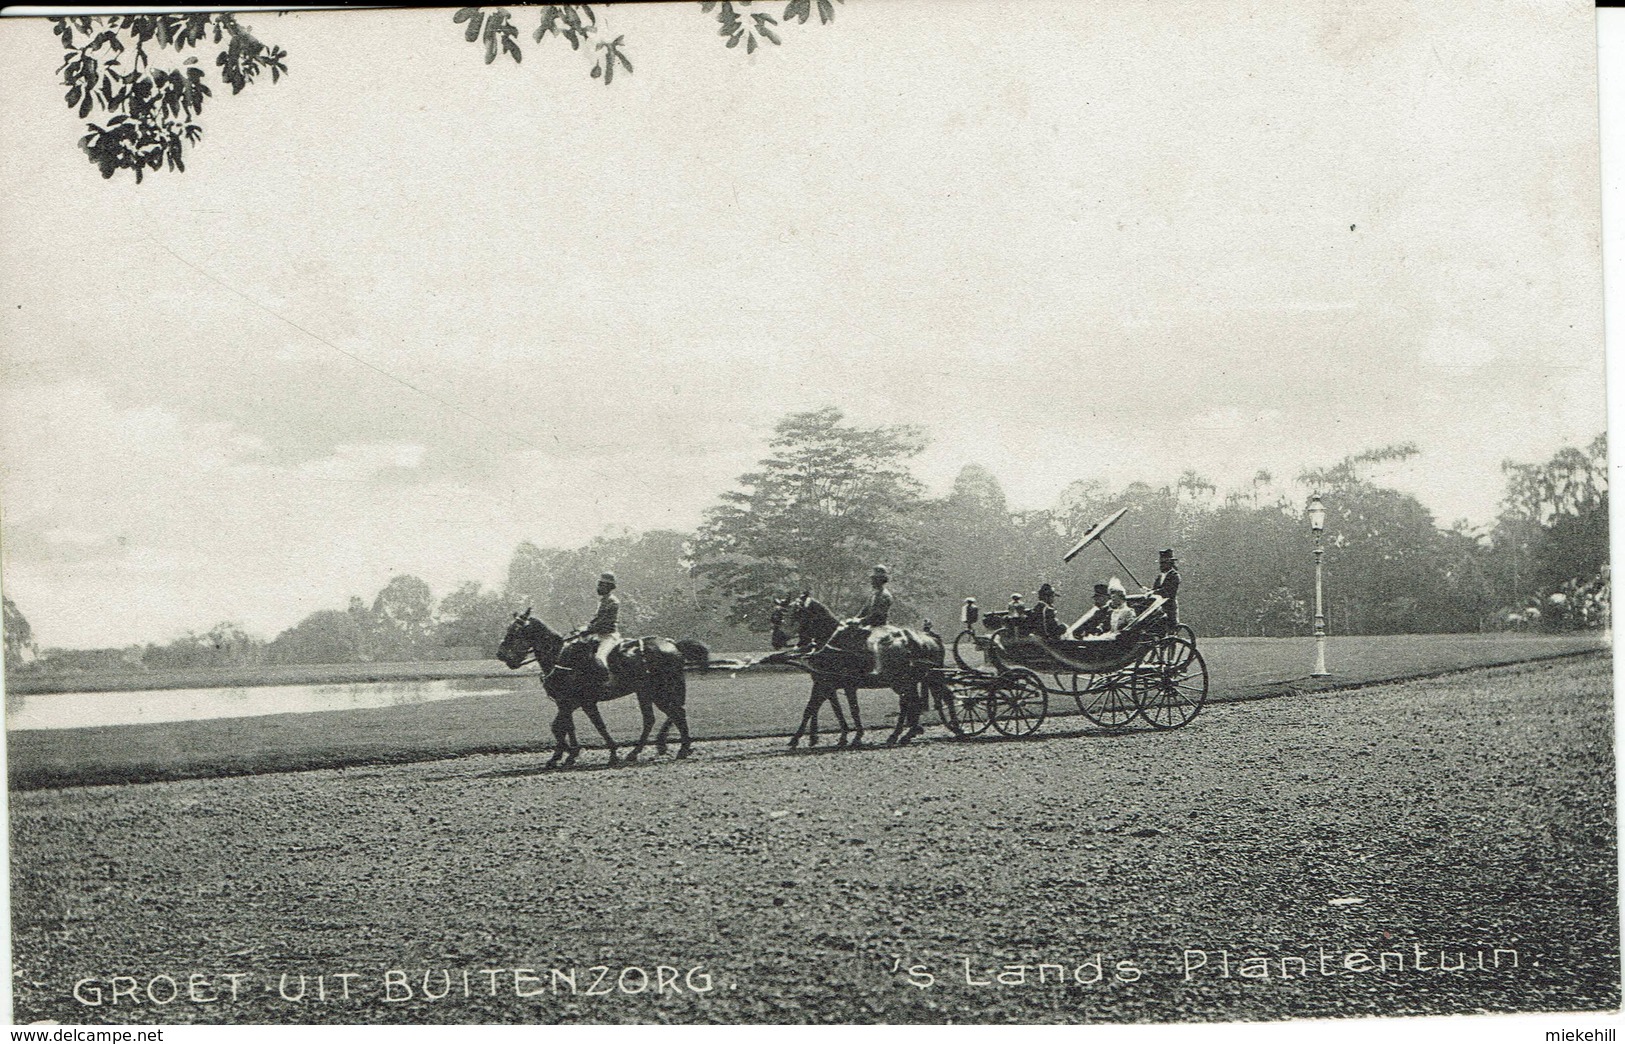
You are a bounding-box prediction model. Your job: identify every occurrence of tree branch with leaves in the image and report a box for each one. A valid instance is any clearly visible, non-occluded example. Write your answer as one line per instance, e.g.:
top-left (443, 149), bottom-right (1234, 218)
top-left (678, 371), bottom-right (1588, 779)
top-left (51, 13), bottom-right (286, 181)
top-left (451, 1), bottom-right (844, 82)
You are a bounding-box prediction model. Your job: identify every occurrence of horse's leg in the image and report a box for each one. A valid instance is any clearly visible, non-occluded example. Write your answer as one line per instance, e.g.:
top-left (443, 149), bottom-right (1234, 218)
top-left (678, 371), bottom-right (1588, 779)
top-left (790, 686), bottom-right (820, 749)
top-left (899, 682), bottom-right (926, 745)
top-left (825, 682), bottom-right (850, 748)
top-left (846, 686), bottom-right (864, 746)
top-left (669, 703), bottom-right (693, 758)
top-left (568, 706), bottom-right (587, 767)
top-left (649, 674), bottom-right (690, 759)
top-left (627, 691), bottom-right (656, 763)
top-left (546, 705), bottom-right (569, 769)
top-left (655, 718), bottom-right (673, 757)
top-left (884, 689), bottom-right (906, 746)
top-left (580, 701), bottom-right (619, 765)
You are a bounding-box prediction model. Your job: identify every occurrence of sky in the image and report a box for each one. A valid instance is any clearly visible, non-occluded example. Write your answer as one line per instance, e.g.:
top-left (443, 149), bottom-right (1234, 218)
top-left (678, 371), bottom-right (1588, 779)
top-left (0, 1), bottom-right (1608, 649)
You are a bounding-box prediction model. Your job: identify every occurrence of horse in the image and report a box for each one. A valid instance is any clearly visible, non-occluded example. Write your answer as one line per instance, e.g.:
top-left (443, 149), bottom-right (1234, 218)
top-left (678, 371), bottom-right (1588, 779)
top-left (497, 609), bottom-right (695, 769)
top-left (772, 592), bottom-right (946, 748)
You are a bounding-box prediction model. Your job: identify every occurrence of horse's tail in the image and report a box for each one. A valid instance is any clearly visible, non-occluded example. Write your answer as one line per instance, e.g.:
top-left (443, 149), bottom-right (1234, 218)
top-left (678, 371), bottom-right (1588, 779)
top-left (676, 638), bottom-right (710, 667)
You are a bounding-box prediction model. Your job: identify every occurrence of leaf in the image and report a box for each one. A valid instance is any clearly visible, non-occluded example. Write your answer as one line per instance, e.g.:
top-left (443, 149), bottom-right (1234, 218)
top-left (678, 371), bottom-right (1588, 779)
top-left (818, 0), bottom-right (835, 24)
top-left (453, 8), bottom-right (484, 43)
top-left (747, 34), bottom-right (756, 53)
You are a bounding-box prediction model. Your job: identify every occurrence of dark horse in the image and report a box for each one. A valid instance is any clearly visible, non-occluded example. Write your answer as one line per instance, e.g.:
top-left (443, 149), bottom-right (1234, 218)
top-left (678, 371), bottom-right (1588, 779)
top-left (497, 610), bottom-right (698, 768)
top-left (770, 592), bottom-right (946, 748)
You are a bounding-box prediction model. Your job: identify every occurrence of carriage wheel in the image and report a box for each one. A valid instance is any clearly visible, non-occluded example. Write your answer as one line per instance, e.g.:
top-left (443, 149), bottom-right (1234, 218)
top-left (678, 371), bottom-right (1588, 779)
top-left (1174, 624), bottom-right (1197, 648)
top-left (952, 629), bottom-right (985, 671)
top-left (1076, 670), bottom-right (1139, 728)
top-left (935, 676), bottom-right (995, 738)
top-left (1133, 637), bottom-right (1208, 730)
top-left (991, 668), bottom-right (1048, 738)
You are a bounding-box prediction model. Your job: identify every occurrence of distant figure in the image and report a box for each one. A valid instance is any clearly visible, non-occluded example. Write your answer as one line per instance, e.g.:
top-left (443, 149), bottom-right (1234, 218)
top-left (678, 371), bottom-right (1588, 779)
top-left (1151, 549), bottom-right (1181, 627)
top-left (1066, 583), bottom-right (1112, 638)
top-left (852, 565), bottom-right (893, 627)
top-left (582, 572), bottom-right (621, 683)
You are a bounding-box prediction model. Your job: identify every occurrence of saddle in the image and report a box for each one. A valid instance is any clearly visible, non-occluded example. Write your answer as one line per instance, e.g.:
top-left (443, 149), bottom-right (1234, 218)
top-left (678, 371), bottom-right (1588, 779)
top-left (563, 635), bottom-right (652, 693)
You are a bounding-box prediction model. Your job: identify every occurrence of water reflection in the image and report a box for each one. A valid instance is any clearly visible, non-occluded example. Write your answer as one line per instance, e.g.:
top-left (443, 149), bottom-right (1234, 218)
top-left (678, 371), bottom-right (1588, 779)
top-left (5, 676), bottom-right (521, 731)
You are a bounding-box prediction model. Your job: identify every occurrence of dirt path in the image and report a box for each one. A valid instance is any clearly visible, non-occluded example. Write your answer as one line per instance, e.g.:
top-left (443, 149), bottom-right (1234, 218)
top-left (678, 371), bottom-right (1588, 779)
top-left (7, 654), bottom-right (1617, 1024)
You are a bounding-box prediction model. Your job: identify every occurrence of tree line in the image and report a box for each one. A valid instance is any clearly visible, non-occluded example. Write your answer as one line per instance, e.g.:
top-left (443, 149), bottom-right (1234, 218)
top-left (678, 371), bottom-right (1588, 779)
top-left (4, 409), bottom-right (1609, 673)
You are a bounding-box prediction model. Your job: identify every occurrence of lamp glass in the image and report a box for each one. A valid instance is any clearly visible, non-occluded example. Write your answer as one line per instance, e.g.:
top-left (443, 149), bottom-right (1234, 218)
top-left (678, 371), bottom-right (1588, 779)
top-left (1307, 494), bottom-right (1326, 534)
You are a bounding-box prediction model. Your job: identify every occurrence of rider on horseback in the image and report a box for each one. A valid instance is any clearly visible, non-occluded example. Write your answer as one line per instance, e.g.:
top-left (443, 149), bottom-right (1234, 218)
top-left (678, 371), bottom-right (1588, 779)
top-left (581, 572), bottom-right (621, 684)
top-left (853, 565), bottom-right (893, 627)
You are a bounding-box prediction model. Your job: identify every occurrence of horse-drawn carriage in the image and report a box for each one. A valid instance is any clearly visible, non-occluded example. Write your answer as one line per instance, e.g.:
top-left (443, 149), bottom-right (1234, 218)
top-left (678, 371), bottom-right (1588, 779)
top-left (498, 508), bottom-right (1207, 767)
top-left (935, 507), bottom-right (1207, 737)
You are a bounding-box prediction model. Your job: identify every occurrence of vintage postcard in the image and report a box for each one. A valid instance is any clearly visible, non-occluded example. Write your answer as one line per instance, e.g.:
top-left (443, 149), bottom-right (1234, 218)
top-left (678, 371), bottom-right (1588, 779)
top-left (0, 1), bottom-right (1615, 1030)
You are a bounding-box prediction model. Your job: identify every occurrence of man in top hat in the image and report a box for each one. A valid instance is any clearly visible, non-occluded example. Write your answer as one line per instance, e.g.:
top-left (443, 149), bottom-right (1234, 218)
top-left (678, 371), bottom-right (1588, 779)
top-left (853, 565), bottom-right (893, 627)
top-left (1067, 582), bottom-right (1113, 638)
top-left (582, 572), bottom-right (621, 682)
top-left (1151, 549), bottom-right (1181, 627)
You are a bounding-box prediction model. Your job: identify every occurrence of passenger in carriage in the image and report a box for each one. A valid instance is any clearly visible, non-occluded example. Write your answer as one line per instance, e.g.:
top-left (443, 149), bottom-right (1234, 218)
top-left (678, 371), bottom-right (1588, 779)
top-left (1033, 583), bottom-right (1065, 639)
top-left (1064, 582), bottom-right (1113, 639)
top-left (1106, 578), bottom-right (1136, 634)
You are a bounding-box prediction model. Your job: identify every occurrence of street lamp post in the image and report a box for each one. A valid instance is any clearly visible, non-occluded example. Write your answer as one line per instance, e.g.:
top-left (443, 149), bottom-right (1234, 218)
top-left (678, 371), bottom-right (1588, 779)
top-left (1308, 492), bottom-right (1330, 678)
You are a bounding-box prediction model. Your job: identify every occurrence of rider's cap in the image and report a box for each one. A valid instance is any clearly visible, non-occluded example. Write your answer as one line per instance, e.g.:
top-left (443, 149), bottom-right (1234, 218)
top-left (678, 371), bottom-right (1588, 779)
top-left (599, 572), bottom-right (617, 586)
top-left (1107, 577), bottom-right (1127, 596)
top-left (872, 565), bottom-right (890, 580)
top-left (1160, 549), bottom-right (1177, 561)
top-left (1037, 583), bottom-right (1056, 599)
top-left (1093, 583), bottom-right (1109, 595)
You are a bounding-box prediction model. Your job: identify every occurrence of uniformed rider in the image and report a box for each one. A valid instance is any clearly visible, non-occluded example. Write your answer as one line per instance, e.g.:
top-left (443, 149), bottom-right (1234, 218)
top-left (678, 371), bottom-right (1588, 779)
top-left (582, 571), bottom-right (621, 682)
top-left (853, 565), bottom-right (893, 627)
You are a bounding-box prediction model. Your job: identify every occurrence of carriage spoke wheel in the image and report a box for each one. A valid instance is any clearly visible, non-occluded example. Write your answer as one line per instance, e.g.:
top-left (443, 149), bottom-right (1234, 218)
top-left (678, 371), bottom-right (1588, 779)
top-left (936, 677), bottom-right (995, 738)
top-left (1173, 624), bottom-right (1197, 648)
top-left (1077, 670), bottom-right (1139, 728)
top-left (991, 669), bottom-right (1048, 738)
top-left (952, 629), bottom-right (986, 671)
top-left (1134, 637), bottom-right (1208, 730)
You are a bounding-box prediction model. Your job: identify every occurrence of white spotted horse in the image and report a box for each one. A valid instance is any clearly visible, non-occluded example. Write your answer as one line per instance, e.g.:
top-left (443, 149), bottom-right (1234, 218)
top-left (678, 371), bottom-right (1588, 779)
top-left (765, 592), bottom-right (947, 748)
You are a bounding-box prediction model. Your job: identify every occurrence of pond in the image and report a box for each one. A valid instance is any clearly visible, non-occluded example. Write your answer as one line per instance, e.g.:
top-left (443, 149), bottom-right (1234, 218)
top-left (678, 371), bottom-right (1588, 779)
top-left (5, 676), bottom-right (521, 731)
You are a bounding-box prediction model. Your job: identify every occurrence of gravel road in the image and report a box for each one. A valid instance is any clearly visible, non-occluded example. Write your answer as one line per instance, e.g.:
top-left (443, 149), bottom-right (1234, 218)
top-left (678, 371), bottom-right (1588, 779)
top-left (8, 654), bottom-right (1617, 1024)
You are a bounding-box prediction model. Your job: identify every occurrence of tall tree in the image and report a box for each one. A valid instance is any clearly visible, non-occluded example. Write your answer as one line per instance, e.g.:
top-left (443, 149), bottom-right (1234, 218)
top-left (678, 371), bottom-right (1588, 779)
top-left (1492, 433), bottom-right (1609, 604)
top-left (693, 407), bottom-right (943, 629)
top-left (3, 596), bottom-right (38, 670)
top-left (268, 609), bottom-right (363, 665)
top-left (435, 581), bottom-right (516, 656)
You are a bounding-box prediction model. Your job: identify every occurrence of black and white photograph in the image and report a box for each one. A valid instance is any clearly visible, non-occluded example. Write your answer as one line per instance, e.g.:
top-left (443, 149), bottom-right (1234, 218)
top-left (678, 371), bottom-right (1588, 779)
top-left (0, 0), bottom-right (1617, 1028)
